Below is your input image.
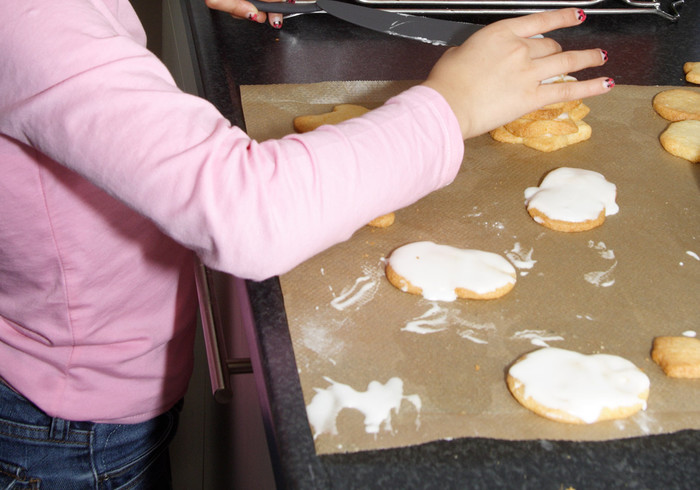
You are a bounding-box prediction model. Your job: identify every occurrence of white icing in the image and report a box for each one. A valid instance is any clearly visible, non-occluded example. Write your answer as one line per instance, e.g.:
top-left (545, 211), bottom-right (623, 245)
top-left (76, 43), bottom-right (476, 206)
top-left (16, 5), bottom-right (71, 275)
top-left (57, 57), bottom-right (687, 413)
top-left (306, 377), bottom-right (421, 438)
top-left (509, 347), bottom-right (650, 424)
top-left (330, 275), bottom-right (378, 311)
top-left (524, 167), bottom-right (618, 224)
top-left (402, 302), bottom-right (448, 334)
top-left (505, 242), bottom-right (537, 274)
top-left (686, 251), bottom-right (700, 261)
top-left (589, 241), bottom-right (615, 260)
top-left (388, 241), bottom-right (516, 302)
top-left (512, 329), bottom-right (564, 347)
top-left (541, 74), bottom-right (577, 85)
top-left (683, 330), bottom-right (697, 338)
top-left (584, 261), bottom-right (617, 287)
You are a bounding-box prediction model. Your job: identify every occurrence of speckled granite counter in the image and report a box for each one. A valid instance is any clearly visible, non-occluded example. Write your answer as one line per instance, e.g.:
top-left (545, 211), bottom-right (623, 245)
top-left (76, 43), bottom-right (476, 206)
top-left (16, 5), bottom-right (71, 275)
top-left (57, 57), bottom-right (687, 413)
top-left (182, 0), bottom-right (700, 487)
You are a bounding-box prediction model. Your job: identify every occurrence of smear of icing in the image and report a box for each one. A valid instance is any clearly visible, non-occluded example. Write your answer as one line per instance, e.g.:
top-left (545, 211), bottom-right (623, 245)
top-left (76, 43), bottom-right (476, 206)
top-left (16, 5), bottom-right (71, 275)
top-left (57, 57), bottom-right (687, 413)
top-left (330, 265), bottom-right (381, 311)
top-left (584, 262), bottom-right (617, 287)
top-left (584, 241), bottom-right (617, 287)
top-left (686, 251), bottom-right (699, 261)
top-left (683, 330), bottom-right (697, 338)
top-left (589, 241), bottom-right (616, 260)
top-left (506, 242), bottom-right (537, 276)
top-left (402, 302), bottom-right (448, 334)
top-left (306, 377), bottom-right (421, 438)
top-left (512, 329), bottom-right (564, 347)
top-left (301, 319), bottom-right (347, 359)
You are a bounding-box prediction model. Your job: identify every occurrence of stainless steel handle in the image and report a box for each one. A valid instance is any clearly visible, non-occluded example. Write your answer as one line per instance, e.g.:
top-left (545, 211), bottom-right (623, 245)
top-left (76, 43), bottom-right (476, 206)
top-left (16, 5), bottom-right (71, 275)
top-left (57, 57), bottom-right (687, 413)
top-left (195, 261), bottom-right (252, 403)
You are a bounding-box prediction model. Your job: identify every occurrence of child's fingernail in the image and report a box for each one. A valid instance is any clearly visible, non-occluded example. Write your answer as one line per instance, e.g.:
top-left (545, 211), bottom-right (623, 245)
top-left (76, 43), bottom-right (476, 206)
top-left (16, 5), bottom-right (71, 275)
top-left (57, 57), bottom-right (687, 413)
top-left (248, 12), bottom-right (259, 21)
top-left (273, 20), bottom-right (282, 29)
top-left (604, 78), bottom-right (615, 89)
top-left (600, 49), bottom-right (608, 62)
top-left (577, 9), bottom-right (586, 22)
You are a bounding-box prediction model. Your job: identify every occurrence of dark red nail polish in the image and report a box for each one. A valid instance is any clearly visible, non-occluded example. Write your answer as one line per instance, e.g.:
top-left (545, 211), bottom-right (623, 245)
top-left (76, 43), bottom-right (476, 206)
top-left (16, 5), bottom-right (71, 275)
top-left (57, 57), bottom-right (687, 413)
top-left (577, 9), bottom-right (586, 22)
top-left (604, 78), bottom-right (615, 89)
top-left (601, 49), bottom-right (608, 62)
top-left (273, 20), bottom-right (282, 29)
top-left (248, 12), bottom-right (258, 21)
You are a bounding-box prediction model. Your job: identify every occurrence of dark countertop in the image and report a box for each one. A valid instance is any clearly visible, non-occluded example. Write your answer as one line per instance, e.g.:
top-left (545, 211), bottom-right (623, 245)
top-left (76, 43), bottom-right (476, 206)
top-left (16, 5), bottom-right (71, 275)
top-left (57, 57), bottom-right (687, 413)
top-left (182, 1), bottom-right (700, 488)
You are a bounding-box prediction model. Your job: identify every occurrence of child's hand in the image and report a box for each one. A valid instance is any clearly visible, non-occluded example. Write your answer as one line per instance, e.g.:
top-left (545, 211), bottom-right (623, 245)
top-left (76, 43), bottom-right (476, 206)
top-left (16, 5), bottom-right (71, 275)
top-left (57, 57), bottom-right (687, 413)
top-left (422, 8), bottom-right (612, 140)
top-left (205, 0), bottom-right (284, 29)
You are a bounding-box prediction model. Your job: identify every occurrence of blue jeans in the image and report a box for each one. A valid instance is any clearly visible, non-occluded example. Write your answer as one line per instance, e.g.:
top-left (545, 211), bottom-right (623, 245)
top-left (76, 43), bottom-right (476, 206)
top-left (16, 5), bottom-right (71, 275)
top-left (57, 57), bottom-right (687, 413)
top-left (0, 379), bottom-right (181, 489)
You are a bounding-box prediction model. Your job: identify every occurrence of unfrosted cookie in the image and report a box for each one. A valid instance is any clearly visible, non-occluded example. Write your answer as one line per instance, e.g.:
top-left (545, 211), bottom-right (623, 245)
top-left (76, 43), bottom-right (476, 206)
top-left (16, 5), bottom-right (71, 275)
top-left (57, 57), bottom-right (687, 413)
top-left (683, 62), bottom-right (700, 85)
top-left (507, 347), bottom-right (650, 424)
top-left (293, 104), bottom-right (370, 132)
top-left (524, 167), bottom-right (618, 232)
top-left (652, 336), bottom-right (700, 378)
top-left (385, 241), bottom-right (516, 301)
top-left (521, 99), bottom-right (583, 121)
top-left (368, 212), bottom-right (395, 228)
top-left (491, 115), bottom-right (592, 152)
top-left (652, 89), bottom-right (700, 121)
top-left (659, 120), bottom-right (700, 163)
top-left (505, 115), bottom-right (578, 138)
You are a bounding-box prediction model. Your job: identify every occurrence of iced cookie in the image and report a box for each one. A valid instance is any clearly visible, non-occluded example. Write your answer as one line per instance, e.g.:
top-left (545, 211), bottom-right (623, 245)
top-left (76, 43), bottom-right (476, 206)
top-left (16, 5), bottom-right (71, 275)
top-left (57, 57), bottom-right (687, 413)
top-left (507, 347), bottom-right (650, 424)
top-left (659, 120), bottom-right (700, 163)
top-left (652, 89), bottom-right (700, 121)
top-left (685, 62), bottom-right (700, 85)
top-left (294, 104), bottom-right (395, 226)
top-left (524, 167), bottom-right (619, 232)
top-left (385, 241), bottom-right (516, 302)
top-left (652, 336), bottom-right (700, 378)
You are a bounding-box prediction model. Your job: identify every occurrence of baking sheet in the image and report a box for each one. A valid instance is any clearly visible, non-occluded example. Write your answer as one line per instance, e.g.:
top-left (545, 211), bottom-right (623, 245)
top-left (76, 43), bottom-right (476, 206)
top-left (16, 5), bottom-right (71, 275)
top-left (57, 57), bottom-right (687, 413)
top-left (240, 81), bottom-right (700, 455)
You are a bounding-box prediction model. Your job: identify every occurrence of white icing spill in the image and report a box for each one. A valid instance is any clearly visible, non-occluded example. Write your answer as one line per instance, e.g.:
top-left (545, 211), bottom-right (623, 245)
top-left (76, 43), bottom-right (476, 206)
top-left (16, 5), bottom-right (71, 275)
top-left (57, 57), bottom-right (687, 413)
top-left (683, 330), bottom-right (697, 338)
top-left (509, 348), bottom-right (650, 424)
top-left (401, 303), bottom-right (495, 343)
top-left (584, 262), bottom-right (617, 287)
top-left (686, 251), bottom-right (700, 261)
top-left (402, 302), bottom-right (448, 334)
top-left (589, 241), bottom-right (616, 260)
top-left (512, 329), bottom-right (564, 347)
top-left (524, 167), bottom-right (618, 224)
top-left (584, 241), bottom-right (617, 287)
top-left (306, 377), bottom-right (421, 438)
top-left (329, 265), bottom-right (381, 311)
top-left (388, 241), bottom-right (516, 302)
top-left (506, 242), bottom-right (537, 276)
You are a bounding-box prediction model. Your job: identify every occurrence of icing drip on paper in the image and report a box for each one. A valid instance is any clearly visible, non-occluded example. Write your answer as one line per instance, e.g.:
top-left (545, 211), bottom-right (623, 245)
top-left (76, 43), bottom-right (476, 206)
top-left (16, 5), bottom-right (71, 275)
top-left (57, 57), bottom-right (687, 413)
top-left (505, 242), bottom-right (537, 276)
top-left (585, 241), bottom-right (617, 287)
top-left (403, 303), bottom-right (448, 334)
top-left (524, 167), bottom-right (618, 223)
top-left (388, 241), bottom-right (516, 302)
top-left (402, 303), bottom-right (495, 343)
top-left (306, 377), bottom-right (421, 438)
top-left (329, 265), bottom-right (381, 311)
top-left (509, 348), bottom-right (650, 424)
top-left (512, 329), bottom-right (564, 347)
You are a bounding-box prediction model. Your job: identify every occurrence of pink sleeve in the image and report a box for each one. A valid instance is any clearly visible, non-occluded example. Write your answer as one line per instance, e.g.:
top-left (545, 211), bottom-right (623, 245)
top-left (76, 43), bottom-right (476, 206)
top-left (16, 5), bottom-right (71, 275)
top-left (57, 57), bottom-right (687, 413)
top-left (0, 0), bottom-right (464, 280)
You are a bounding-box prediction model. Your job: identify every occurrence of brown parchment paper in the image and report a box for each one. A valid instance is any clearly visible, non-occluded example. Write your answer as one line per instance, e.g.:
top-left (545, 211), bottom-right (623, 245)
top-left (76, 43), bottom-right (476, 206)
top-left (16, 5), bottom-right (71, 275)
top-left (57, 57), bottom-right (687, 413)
top-left (240, 81), bottom-right (700, 455)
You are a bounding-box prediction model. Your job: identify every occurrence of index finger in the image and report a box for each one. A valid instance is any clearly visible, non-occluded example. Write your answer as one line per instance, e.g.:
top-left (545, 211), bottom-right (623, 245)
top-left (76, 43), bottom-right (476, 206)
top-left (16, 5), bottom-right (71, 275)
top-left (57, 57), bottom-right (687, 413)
top-left (505, 8), bottom-right (587, 38)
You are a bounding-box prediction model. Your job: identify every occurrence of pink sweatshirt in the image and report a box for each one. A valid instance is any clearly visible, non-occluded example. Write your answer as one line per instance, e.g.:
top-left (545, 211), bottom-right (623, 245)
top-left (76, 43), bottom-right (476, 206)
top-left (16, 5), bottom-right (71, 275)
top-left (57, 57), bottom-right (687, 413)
top-left (0, 0), bottom-right (463, 423)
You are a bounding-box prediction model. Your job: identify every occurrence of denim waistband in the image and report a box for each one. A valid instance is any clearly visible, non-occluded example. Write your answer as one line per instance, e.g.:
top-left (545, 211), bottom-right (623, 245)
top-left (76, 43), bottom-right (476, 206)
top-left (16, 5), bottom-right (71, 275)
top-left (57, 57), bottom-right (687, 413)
top-left (0, 376), bottom-right (92, 445)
